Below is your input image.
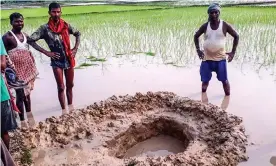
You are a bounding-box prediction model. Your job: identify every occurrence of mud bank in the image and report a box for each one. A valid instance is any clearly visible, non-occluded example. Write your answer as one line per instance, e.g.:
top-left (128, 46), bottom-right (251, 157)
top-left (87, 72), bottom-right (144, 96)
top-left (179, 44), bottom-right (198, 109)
top-left (10, 91), bottom-right (248, 166)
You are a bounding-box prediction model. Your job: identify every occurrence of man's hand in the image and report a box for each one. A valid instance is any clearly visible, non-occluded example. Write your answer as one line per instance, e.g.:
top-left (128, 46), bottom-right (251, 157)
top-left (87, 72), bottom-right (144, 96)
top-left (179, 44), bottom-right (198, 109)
top-left (197, 50), bottom-right (204, 60)
top-left (45, 51), bottom-right (60, 60)
top-left (226, 52), bottom-right (235, 62)
top-left (71, 48), bottom-right (77, 58)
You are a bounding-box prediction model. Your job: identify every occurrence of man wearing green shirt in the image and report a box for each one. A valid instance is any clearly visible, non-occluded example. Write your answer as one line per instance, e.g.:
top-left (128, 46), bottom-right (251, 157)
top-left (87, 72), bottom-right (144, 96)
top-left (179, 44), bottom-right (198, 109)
top-left (1, 38), bottom-right (18, 150)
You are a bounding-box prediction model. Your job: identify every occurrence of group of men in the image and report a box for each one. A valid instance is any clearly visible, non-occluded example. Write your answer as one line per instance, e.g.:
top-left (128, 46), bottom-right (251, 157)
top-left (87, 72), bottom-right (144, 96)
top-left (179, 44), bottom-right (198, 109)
top-left (0, 2), bottom-right (239, 165)
top-left (1, 2), bottom-right (81, 165)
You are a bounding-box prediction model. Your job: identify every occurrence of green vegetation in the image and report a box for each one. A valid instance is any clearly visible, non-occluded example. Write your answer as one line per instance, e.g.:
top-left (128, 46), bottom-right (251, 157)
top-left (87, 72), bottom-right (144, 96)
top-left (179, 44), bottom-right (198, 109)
top-left (20, 148), bottom-right (33, 165)
top-left (1, 5), bottom-right (275, 69)
top-left (0, 5), bottom-right (166, 19)
top-left (86, 55), bottom-right (107, 62)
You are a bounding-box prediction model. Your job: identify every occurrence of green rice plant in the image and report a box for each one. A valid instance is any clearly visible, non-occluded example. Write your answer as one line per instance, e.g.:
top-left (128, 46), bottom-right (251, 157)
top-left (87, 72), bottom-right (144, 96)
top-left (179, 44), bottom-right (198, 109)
top-left (0, 5), bottom-right (166, 20)
top-left (1, 6), bottom-right (275, 72)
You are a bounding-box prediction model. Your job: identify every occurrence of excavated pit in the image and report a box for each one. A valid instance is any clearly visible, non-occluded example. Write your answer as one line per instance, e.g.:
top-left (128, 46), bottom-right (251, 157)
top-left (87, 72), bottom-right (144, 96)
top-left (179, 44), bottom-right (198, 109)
top-left (107, 117), bottom-right (194, 159)
top-left (9, 91), bottom-right (248, 166)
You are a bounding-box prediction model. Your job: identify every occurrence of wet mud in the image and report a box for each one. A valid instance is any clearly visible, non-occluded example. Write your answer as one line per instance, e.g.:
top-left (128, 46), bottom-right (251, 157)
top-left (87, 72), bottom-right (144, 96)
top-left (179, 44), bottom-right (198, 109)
top-left (10, 91), bottom-right (248, 166)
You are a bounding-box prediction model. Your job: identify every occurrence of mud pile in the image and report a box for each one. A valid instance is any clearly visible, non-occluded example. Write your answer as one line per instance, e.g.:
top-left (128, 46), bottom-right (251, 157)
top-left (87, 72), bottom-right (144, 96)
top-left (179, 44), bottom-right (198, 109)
top-left (10, 91), bottom-right (248, 166)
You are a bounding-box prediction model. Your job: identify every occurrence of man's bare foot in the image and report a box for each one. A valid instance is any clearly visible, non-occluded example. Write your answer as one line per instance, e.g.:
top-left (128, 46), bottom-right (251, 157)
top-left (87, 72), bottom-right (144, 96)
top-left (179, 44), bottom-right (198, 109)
top-left (21, 120), bottom-right (29, 129)
top-left (201, 92), bottom-right (209, 104)
top-left (62, 109), bottom-right (68, 115)
top-left (27, 112), bottom-right (36, 127)
top-left (68, 105), bottom-right (74, 113)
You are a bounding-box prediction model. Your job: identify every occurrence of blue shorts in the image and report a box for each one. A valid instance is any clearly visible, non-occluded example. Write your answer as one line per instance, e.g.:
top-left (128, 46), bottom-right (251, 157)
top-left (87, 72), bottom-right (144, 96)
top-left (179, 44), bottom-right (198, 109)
top-left (51, 59), bottom-right (70, 69)
top-left (200, 60), bottom-right (228, 83)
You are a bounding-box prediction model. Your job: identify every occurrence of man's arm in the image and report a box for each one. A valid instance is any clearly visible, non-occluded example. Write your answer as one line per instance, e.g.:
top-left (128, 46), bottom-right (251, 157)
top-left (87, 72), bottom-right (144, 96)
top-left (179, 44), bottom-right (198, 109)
top-left (27, 36), bottom-right (49, 55)
top-left (26, 26), bottom-right (60, 59)
top-left (226, 22), bottom-right (239, 54)
top-left (26, 26), bottom-right (48, 54)
top-left (1, 55), bottom-right (7, 73)
top-left (1, 39), bottom-right (7, 72)
top-left (194, 23), bottom-right (207, 59)
top-left (194, 23), bottom-right (207, 50)
top-left (68, 24), bottom-right (81, 57)
top-left (2, 35), bottom-right (16, 71)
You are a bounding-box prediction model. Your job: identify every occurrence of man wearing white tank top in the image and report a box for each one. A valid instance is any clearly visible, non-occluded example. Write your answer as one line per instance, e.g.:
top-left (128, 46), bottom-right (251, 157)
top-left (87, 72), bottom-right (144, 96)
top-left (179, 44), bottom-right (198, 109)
top-left (194, 3), bottom-right (239, 96)
top-left (2, 13), bottom-right (38, 128)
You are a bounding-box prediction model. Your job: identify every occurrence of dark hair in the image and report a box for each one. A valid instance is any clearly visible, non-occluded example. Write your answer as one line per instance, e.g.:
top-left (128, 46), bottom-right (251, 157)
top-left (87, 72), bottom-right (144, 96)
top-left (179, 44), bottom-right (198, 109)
top-left (49, 2), bottom-right (61, 11)
top-left (9, 12), bottom-right (23, 24)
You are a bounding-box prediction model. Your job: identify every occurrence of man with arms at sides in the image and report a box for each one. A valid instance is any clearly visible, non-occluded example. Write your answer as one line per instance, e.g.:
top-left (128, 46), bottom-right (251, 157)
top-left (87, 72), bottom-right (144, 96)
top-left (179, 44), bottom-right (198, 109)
top-left (27, 2), bottom-right (81, 114)
top-left (194, 3), bottom-right (239, 96)
top-left (1, 38), bottom-right (18, 151)
top-left (2, 13), bottom-right (38, 128)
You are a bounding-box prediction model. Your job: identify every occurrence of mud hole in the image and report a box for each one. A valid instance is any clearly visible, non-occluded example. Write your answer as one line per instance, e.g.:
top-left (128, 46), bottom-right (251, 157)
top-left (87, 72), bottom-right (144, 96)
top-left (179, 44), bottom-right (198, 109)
top-left (10, 91), bottom-right (248, 166)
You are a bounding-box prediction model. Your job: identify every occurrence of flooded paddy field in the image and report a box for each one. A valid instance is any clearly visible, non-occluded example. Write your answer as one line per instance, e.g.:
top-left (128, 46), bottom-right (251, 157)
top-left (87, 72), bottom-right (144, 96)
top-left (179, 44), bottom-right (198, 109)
top-left (1, 3), bottom-right (276, 166)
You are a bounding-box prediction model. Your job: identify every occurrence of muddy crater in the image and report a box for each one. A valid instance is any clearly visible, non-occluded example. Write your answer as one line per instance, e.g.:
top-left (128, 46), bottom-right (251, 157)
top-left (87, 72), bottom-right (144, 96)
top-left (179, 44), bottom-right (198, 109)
top-left (10, 91), bottom-right (248, 166)
top-left (107, 116), bottom-right (195, 158)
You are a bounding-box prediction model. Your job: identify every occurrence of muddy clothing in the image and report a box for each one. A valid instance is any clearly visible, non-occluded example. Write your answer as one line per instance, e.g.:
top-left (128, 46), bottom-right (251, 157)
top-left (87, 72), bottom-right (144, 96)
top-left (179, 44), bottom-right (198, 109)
top-left (203, 20), bottom-right (226, 61)
top-left (29, 23), bottom-right (80, 69)
top-left (1, 139), bottom-right (16, 166)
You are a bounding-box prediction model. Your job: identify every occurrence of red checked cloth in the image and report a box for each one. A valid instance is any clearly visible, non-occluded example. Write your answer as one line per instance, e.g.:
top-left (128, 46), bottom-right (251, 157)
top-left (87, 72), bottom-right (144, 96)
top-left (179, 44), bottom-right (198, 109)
top-left (7, 49), bottom-right (39, 83)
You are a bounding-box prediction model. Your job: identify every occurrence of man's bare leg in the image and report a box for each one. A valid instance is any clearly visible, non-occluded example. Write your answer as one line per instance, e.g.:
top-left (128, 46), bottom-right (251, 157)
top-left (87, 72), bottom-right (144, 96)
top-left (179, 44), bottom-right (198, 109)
top-left (202, 82), bottom-right (209, 93)
top-left (15, 89), bottom-right (28, 128)
top-left (64, 67), bottom-right (74, 112)
top-left (222, 81), bottom-right (230, 96)
top-left (52, 67), bottom-right (66, 111)
top-left (1, 132), bottom-right (10, 150)
top-left (23, 95), bottom-right (36, 127)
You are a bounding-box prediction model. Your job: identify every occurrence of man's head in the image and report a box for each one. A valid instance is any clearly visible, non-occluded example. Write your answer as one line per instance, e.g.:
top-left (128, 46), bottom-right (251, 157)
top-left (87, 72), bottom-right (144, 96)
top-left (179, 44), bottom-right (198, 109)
top-left (48, 2), bottom-right (61, 21)
top-left (207, 3), bottom-right (221, 21)
top-left (9, 12), bottom-right (24, 31)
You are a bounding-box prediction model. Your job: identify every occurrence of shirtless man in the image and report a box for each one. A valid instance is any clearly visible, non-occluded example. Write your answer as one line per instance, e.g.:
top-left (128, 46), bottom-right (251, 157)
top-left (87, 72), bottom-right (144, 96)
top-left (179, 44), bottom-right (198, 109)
top-left (27, 2), bottom-right (81, 114)
top-left (194, 3), bottom-right (239, 96)
top-left (2, 12), bottom-right (38, 128)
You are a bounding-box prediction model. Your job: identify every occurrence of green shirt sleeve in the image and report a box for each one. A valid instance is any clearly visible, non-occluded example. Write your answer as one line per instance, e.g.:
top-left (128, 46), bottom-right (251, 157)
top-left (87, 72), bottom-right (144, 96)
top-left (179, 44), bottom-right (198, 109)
top-left (0, 39), bottom-right (7, 55)
top-left (0, 39), bottom-right (10, 102)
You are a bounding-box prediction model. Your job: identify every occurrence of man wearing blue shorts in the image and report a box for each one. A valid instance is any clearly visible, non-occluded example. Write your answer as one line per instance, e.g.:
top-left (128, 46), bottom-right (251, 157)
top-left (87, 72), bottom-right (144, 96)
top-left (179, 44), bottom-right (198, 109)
top-left (194, 3), bottom-right (239, 96)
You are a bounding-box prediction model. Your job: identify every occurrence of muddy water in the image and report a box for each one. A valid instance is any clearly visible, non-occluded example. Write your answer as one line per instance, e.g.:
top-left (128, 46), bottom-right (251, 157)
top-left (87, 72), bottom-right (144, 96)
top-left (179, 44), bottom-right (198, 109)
top-left (123, 135), bottom-right (186, 158)
top-left (25, 55), bottom-right (276, 166)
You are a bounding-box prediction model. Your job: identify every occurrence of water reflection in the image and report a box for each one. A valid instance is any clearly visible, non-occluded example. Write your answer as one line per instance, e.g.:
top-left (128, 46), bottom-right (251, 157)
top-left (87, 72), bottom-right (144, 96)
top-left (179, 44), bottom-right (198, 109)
top-left (221, 96), bottom-right (230, 110)
top-left (201, 92), bottom-right (230, 110)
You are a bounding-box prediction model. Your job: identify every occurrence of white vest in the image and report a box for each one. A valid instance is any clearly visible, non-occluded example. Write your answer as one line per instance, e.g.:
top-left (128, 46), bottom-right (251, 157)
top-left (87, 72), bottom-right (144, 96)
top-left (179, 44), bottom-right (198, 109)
top-left (203, 20), bottom-right (226, 61)
top-left (8, 30), bottom-right (29, 51)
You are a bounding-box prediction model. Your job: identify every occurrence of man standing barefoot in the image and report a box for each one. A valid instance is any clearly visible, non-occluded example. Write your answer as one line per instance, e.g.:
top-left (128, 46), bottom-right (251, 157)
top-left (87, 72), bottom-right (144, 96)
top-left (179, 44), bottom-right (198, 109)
top-left (2, 12), bottom-right (38, 128)
top-left (28, 2), bottom-right (81, 114)
top-left (194, 3), bottom-right (239, 96)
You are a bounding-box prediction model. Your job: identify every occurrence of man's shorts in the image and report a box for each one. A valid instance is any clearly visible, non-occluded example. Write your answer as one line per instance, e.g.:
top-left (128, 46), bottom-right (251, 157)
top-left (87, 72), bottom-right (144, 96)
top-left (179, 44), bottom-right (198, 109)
top-left (1, 100), bottom-right (18, 134)
top-left (200, 59), bottom-right (228, 83)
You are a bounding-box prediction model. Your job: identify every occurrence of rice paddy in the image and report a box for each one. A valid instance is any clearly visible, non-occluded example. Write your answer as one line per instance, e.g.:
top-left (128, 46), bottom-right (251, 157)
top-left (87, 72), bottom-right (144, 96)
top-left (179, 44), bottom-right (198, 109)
top-left (1, 4), bottom-right (275, 72)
